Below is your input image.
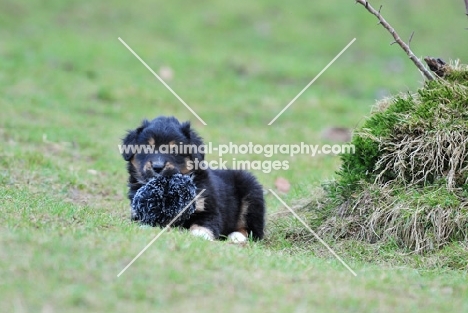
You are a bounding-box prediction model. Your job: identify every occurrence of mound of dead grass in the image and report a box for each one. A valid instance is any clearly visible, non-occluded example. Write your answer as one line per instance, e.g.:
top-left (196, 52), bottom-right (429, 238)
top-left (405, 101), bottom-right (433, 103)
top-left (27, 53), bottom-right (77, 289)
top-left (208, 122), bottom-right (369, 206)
top-left (313, 62), bottom-right (468, 254)
top-left (319, 183), bottom-right (468, 253)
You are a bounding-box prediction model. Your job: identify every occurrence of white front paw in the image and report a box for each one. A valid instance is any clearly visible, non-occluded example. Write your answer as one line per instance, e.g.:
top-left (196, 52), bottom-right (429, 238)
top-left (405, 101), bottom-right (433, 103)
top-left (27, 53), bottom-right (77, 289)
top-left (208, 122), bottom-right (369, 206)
top-left (227, 232), bottom-right (247, 243)
top-left (190, 225), bottom-right (214, 241)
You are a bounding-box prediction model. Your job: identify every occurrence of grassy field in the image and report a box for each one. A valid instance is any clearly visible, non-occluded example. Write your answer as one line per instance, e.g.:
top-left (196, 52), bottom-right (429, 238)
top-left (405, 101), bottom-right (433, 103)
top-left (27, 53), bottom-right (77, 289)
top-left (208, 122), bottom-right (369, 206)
top-left (1, 0), bottom-right (468, 312)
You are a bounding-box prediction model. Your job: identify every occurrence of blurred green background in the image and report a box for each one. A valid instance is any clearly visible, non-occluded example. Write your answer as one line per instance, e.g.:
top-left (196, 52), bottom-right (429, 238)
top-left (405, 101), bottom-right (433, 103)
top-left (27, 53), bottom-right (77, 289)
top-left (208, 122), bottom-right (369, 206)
top-left (2, 0), bottom-right (467, 189)
top-left (1, 1), bottom-right (467, 312)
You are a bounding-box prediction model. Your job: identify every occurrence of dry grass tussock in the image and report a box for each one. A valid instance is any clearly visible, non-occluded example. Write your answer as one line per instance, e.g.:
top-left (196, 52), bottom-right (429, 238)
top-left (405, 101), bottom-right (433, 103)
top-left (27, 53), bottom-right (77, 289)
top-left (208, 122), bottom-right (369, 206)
top-left (376, 130), bottom-right (468, 189)
top-left (307, 62), bottom-right (468, 254)
top-left (318, 184), bottom-right (468, 253)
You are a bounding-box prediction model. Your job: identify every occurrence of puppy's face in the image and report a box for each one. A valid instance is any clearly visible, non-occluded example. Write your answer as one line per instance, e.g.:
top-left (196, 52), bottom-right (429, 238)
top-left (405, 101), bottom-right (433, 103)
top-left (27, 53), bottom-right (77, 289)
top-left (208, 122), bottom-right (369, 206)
top-left (122, 116), bottom-right (204, 184)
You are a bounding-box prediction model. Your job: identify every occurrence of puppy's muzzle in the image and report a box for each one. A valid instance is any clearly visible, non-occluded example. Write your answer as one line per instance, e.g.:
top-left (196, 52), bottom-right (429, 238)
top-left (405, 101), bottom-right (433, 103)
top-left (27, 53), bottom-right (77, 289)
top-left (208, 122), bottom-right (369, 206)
top-left (151, 160), bottom-right (165, 174)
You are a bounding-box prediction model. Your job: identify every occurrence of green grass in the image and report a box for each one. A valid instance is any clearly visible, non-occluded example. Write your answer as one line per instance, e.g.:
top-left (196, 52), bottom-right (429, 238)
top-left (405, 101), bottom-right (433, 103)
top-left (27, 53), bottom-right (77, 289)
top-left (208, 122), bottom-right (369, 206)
top-left (1, 0), bottom-right (468, 311)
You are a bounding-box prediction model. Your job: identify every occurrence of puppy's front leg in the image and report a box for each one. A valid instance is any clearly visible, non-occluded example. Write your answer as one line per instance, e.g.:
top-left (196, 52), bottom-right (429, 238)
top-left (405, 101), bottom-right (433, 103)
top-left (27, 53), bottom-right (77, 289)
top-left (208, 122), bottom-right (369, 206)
top-left (189, 224), bottom-right (215, 241)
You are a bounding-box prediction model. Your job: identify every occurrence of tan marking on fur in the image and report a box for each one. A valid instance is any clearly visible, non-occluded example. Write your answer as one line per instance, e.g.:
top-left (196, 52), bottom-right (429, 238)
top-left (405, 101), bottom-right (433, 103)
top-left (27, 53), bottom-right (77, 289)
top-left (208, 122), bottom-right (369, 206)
top-left (143, 161), bottom-right (152, 173)
top-left (180, 157), bottom-right (193, 174)
top-left (169, 140), bottom-right (176, 146)
top-left (236, 199), bottom-right (249, 233)
top-left (130, 157), bottom-right (145, 183)
top-left (189, 224), bottom-right (214, 240)
top-left (237, 228), bottom-right (248, 237)
top-left (130, 156), bottom-right (139, 169)
top-left (195, 197), bottom-right (205, 212)
top-left (148, 137), bottom-right (155, 145)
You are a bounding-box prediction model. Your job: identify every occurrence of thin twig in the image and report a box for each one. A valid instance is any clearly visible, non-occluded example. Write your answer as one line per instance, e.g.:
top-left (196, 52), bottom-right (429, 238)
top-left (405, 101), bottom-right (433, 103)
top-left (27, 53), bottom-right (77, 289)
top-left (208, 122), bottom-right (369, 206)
top-left (408, 31), bottom-right (415, 49)
top-left (465, 0), bottom-right (468, 15)
top-left (354, 0), bottom-right (435, 80)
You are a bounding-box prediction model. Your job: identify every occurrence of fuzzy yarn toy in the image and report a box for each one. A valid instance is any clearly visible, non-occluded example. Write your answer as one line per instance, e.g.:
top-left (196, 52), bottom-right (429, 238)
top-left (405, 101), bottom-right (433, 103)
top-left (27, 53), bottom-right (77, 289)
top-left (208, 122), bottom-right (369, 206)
top-left (131, 174), bottom-right (197, 227)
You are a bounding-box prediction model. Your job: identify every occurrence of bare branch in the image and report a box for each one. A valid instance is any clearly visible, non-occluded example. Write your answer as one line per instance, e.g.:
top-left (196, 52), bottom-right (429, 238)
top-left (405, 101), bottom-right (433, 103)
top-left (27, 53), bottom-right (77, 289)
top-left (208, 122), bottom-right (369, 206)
top-left (465, 0), bottom-right (468, 15)
top-left (355, 0), bottom-right (435, 80)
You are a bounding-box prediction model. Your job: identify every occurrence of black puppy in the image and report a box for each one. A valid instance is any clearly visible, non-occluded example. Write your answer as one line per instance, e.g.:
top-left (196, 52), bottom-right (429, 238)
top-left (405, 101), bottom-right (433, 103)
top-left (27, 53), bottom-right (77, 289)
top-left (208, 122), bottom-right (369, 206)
top-left (121, 116), bottom-right (265, 242)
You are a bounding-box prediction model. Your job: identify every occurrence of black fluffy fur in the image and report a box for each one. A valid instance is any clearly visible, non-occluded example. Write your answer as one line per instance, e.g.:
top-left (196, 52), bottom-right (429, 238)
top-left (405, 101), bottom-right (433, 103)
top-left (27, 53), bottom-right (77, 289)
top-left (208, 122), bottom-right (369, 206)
top-left (122, 116), bottom-right (265, 240)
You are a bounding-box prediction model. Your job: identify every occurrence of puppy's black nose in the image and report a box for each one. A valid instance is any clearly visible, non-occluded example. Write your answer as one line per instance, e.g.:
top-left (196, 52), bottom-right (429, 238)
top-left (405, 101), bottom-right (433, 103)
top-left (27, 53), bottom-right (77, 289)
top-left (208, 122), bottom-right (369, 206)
top-left (152, 161), bottom-right (165, 173)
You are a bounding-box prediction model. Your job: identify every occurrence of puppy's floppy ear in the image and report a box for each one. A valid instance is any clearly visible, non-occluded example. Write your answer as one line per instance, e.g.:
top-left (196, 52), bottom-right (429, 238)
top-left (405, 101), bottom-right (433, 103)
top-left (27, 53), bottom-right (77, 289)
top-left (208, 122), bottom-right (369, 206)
top-left (121, 119), bottom-right (149, 161)
top-left (181, 121), bottom-right (205, 162)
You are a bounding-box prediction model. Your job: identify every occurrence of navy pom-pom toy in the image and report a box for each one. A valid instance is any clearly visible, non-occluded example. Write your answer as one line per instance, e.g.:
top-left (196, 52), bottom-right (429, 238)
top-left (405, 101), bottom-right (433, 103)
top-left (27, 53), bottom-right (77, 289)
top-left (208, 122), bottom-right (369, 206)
top-left (131, 174), bottom-right (197, 227)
